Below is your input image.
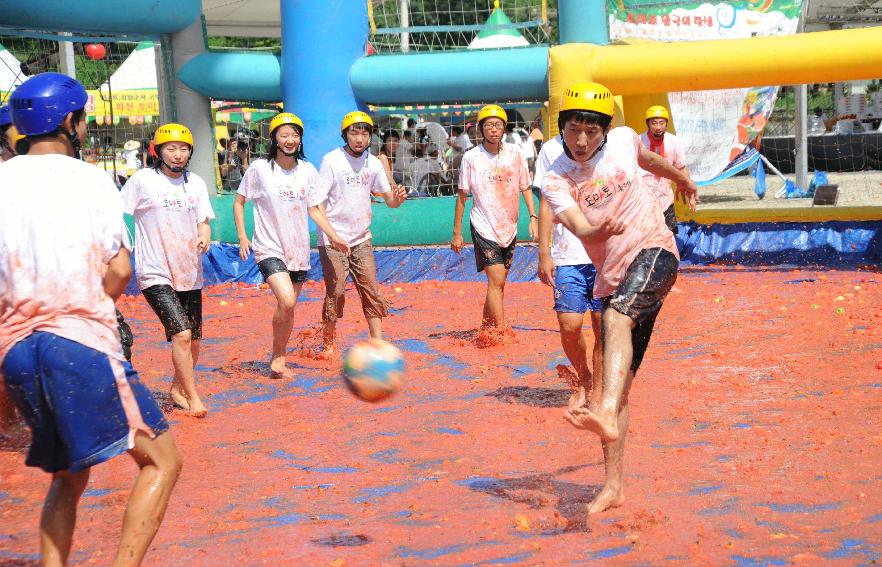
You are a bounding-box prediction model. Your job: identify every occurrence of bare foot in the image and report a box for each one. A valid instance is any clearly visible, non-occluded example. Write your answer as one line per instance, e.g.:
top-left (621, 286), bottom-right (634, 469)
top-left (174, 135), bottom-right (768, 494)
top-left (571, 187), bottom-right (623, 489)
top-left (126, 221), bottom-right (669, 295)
top-left (315, 342), bottom-right (338, 361)
top-left (587, 485), bottom-right (625, 514)
top-left (568, 386), bottom-right (587, 410)
top-left (269, 355), bottom-right (293, 379)
top-left (564, 407), bottom-right (619, 442)
top-left (183, 396), bottom-right (208, 418)
top-left (169, 384), bottom-right (190, 411)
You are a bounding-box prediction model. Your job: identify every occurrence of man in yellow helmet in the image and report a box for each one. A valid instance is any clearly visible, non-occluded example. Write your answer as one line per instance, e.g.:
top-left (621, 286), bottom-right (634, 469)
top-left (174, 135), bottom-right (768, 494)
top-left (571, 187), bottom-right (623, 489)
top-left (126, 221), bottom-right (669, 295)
top-left (641, 105), bottom-right (689, 234)
top-left (451, 104), bottom-right (536, 330)
top-left (315, 111), bottom-right (407, 353)
top-left (541, 82), bottom-right (697, 514)
top-left (121, 123), bottom-right (215, 417)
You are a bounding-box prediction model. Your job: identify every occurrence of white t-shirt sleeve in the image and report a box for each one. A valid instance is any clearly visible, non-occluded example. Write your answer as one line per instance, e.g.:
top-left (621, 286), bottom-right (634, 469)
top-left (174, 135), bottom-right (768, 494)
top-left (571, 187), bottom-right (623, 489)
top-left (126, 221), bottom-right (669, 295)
top-left (237, 162), bottom-right (259, 200)
top-left (119, 174), bottom-right (141, 215)
top-left (371, 158), bottom-right (392, 195)
top-left (458, 151), bottom-right (473, 195)
top-left (542, 172), bottom-right (579, 217)
top-left (196, 181), bottom-right (215, 223)
top-left (305, 163), bottom-right (324, 208)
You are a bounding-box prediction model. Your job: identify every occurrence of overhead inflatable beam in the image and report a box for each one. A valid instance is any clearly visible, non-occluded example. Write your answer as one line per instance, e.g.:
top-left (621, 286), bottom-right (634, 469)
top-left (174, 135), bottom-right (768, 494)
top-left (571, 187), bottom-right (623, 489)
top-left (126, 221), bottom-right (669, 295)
top-left (350, 46), bottom-right (549, 105)
top-left (0, 0), bottom-right (201, 36)
top-left (584, 26), bottom-right (882, 95)
top-left (177, 51), bottom-right (282, 102)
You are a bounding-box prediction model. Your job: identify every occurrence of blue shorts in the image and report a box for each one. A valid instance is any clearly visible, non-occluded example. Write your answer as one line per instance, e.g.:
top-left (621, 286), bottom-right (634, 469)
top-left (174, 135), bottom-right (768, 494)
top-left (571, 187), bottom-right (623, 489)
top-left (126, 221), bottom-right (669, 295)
top-left (1, 332), bottom-right (168, 473)
top-left (553, 264), bottom-right (603, 314)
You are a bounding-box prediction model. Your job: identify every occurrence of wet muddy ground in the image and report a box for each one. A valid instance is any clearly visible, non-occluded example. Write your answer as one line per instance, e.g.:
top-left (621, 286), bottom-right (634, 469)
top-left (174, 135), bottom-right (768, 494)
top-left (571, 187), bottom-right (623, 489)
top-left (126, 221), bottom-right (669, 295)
top-left (1, 267), bottom-right (881, 565)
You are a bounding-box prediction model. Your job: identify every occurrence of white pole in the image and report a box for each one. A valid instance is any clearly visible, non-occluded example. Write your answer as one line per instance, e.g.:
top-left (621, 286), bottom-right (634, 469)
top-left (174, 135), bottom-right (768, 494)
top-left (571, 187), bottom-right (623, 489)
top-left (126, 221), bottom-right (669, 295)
top-left (795, 84), bottom-right (809, 189)
top-left (400, 0), bottom-right (410, 53)
top-left (58, 36), bottom-right (76, 79)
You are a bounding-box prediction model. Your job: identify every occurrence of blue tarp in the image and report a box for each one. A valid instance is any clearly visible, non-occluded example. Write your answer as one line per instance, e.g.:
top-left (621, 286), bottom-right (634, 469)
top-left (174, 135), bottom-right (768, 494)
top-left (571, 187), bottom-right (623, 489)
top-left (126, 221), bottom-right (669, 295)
top-left (123, 220), bottom-right (882, 294)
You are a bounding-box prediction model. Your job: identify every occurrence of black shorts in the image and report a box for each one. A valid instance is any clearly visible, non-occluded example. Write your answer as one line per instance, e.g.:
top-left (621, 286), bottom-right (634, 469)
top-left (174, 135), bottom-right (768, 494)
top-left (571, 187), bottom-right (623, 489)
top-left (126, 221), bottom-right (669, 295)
top-left (470, 224), bottom-right (515, 272)
top-left (257, 257), bottom-right (308, 284)
top-left (602, 248), bottom-right (678, 375)
top-left (663, 204), bottom-right (678, 235)
top-left (142, 285), bottom-right (203, 342)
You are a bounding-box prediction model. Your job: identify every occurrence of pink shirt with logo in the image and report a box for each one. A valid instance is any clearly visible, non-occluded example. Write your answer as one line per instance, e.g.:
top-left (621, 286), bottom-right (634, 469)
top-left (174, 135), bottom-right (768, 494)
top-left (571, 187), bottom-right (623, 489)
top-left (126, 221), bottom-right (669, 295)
top-left (316, 148), bottom-right (391, 248)
top-left (238, 158), bottom-right (323, 271)
top-left (459, 142), bottom-right (531, 246)
top-left (639, 131), bottom-right (686, 212)
top-left (121, 168), bottom-right (215, 291)
top-left (542, 127), bottom-right (677, 299)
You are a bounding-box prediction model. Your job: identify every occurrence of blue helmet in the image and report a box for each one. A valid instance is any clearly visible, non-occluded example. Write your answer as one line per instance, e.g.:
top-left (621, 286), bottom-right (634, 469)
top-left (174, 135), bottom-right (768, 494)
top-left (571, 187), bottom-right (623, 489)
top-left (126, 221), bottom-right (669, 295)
top-left (0, 105), bottom-right (11, 128)
top-left (10, 72), bottom-right (88, 136)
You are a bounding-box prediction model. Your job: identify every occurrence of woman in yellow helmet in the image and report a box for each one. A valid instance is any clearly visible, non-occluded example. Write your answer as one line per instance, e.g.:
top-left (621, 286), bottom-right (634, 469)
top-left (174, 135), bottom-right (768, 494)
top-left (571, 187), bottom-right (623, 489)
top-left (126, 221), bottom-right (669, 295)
top-left (540, 82), bottom-right (697, 514)
top-left (314, 111), bottom-right (407, 353)
top-left (121, 123), bottom-right (215, 417)
top-left (233, 113), bottom-right (350, 377)
top-left (451, 103), bottom-right (536, 329)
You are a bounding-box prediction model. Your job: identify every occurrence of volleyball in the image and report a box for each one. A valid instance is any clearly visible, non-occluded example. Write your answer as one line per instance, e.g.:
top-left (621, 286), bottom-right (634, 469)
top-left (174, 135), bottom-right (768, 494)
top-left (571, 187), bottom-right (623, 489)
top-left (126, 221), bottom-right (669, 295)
top-left (342, 339), bottom-right (405, 402)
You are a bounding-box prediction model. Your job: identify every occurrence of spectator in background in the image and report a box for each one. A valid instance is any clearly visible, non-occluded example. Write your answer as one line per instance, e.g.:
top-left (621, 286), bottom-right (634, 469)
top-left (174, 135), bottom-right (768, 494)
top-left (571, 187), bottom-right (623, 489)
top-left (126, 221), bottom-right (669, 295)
top-left (378, 129), bottom-right (402, 186)
top-left (122, 140), bottom-right (141, 176)
top-left (407, 142), bottom-right (449, 197)
top-left (223, 133), bottom-right (251, 191)
top-left (395, 129), bottom-right (415, 179)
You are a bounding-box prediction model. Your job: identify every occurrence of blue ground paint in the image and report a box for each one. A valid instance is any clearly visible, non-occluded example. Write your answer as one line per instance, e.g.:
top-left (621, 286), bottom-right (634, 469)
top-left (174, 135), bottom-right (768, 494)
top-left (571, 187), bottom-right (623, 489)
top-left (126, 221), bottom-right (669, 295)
top-left (723, 528), bottom-right (745, 539)
top-left (394, 338), bottom-right (433, 354)
top-left (825, 538), bottom-right (880, 562)
top-left (437, 427), bottom-right (465, 435)
top-left (757, 502), bottom-right (841, 513)
top-left (588, 544), bottom-right (633, 560)
top-left (82, 488), bottom-right (113, 498)
top-left (354, 483), bottom-right (412, 503)
top-left (397, 544), bottom-right (469, 559)
top-left (731, 555), bottom-right (789, 566)
top-left (733, 422), bottom-right (752, 430)
top-left (689, 485), bottom-right (723, 496)
top-left (692, 421), bottom-right (712, 431)
top-left (866, 513), bottom-right (882, 523)
top-left (460, 551), bottom-right (535, 566)
top-left (292, 483), bottom-right (335, 490)
top-left (717, 455), bottom-right (734, 462)
top-left (699, 497), bottom-right (739, 516)
top-left (252, 512), bottom-right (310, 526)
top-left (369, 448), bottom-right (404, 464)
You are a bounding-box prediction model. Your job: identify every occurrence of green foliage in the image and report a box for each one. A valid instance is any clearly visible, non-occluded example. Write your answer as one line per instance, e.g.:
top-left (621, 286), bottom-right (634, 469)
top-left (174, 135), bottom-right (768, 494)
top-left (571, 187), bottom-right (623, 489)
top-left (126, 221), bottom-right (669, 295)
top-left (207, 37), bottom-right (281, 51)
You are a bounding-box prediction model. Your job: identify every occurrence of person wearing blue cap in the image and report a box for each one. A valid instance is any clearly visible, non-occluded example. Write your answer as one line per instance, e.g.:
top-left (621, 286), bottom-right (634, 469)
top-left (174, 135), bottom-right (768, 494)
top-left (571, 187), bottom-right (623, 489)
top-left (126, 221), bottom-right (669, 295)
top-left (0, 72), bottom-right (180, 566)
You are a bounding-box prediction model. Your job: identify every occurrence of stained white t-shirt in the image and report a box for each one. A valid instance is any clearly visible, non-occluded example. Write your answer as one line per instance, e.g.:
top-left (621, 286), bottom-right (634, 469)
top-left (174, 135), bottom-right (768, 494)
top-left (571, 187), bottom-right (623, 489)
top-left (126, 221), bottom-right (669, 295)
top-left (458, 142), bottom-right (531, 247)
top-left (316, 147), bottom-right (391, 247)
top-left (639, 131), bottom-right (686, 212)
top-left (0, 154), bottom-right (129, 362)
top-left (542, 127), bottom-right (677, 299)
top-left (121, 168), bottom-right (215, 291)
top-left (238, 158), bottom-right (323, 271)
top-left (534, 136), bottom-right (592, 267)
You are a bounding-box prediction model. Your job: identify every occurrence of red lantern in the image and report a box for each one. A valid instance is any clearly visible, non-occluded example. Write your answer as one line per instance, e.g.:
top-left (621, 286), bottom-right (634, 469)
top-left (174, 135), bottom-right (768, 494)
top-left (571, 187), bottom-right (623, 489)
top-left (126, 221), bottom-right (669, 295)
top-left (85, 44), bottom-right (106, 61)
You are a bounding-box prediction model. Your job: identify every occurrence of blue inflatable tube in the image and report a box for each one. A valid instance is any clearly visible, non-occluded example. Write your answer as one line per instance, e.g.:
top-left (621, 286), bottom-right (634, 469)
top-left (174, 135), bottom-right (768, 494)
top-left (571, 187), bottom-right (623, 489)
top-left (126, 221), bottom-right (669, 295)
top-left (177, 51), bottom-right (283, 102)
top-left (0, 0), bottom-right (200, 36)
top-left (349, 46), bottom-right (550, 105)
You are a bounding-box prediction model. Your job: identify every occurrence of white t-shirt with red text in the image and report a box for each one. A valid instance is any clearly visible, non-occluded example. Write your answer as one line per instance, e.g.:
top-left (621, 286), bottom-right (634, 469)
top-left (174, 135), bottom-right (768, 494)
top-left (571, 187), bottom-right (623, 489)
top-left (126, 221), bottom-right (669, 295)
top-left (0, 154), bottom-right (129, 362)
top-left (458, 142), bottom-right (531, 247)
top-left (238, 158), bottom-right (323, 271)
top-left (121, 168), bottom-right (215, 291)
top-left (534, 135), bottom-right (592, 267)
top-left (639, 131), bottom-right (686, 212)
top-left (542, 127), bottom-right (677, 299)
top-left (316, 148), bottom-right (391, 247)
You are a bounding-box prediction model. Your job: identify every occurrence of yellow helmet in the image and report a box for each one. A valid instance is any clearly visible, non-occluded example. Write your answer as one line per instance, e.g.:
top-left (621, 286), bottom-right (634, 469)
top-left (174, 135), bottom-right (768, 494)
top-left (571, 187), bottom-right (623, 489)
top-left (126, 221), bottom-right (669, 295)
top-left (153, 123), bottom-right (193, 147)
top-left (645, 105), bottom-right (670, 121)
top-left (477, 104), bottom-right (507, 124)
top-left (560, 82), bottom-right (615, 117)
top-left (341, 111), bottom-right (374, 132)
top-left (270, 112), bottom-right (304, 135)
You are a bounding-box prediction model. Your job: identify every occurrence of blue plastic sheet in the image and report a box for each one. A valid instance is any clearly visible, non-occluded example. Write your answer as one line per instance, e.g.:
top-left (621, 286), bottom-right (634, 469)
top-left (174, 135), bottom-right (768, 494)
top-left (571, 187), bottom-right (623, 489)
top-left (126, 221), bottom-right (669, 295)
top-left (123, 221), bottom-right (882, 294)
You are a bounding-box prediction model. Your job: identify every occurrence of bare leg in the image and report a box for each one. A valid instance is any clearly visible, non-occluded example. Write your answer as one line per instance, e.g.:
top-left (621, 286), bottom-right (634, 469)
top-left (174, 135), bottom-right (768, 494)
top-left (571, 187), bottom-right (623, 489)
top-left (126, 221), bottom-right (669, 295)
top-left (169, 330), bottom-right (206, 417)
top-left (266, 273), bottom-right (302, 378)
top-left (587, 310), bottom-right (604, 412)
top-left (40, 468), bottom-right (90, 566)
top-left (114, 431), bottom-right (182, 566)
top-left (557, 311), bottom-right (589, 409)
top-left (565, 308), bottom-right (635, 442)
top-left (588, 390), bottom-right (631, 514)
top-left (367, 317), bottom-right (383, 340)
top-left (482, 264), bottom-right (509, 327)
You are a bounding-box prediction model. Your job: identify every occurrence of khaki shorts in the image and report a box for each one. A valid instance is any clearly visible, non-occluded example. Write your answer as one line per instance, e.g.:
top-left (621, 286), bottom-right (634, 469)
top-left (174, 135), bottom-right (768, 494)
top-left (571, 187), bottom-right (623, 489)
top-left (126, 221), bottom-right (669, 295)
top-left (319, 239), bottom-right (388, 323)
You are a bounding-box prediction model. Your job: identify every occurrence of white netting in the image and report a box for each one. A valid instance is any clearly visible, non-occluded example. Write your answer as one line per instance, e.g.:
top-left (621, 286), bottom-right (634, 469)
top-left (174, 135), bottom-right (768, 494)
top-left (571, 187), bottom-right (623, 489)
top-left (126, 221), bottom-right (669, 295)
top-left (368, 0), bottom-right (552, 53)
